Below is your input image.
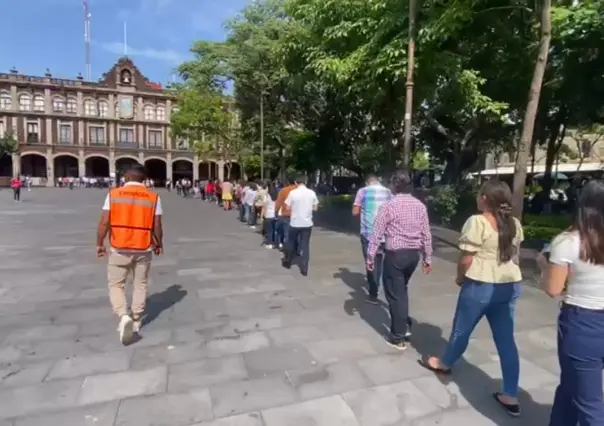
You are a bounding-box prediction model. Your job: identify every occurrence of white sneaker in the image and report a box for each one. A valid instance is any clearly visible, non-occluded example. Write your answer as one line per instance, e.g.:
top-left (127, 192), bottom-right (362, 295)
top-left (118, 315), bottom-right (134, 345)
top-left (265, 244), bottom-right (274, 249)
top-left (278, 243), bottom-right (283, 249)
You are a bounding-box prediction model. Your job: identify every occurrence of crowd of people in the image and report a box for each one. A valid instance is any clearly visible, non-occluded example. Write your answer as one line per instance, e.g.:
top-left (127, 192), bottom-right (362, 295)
top-left (90, 163), bottom-right (604, 425)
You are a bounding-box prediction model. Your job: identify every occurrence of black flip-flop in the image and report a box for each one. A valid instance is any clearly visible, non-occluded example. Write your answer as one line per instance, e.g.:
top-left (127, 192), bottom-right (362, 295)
top-left (493, 392), bottom-right (521, 417)
top-left (417, 356), bottom-right (452, 375)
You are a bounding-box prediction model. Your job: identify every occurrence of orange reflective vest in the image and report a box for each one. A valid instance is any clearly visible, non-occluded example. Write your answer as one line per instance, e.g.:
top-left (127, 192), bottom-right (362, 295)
top-left (108, 185), bottom-right (158, 251)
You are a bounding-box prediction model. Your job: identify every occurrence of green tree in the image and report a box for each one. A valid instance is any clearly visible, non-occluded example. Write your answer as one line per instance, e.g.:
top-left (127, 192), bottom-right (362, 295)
top-left (0, 130), bottom-right (17, 162)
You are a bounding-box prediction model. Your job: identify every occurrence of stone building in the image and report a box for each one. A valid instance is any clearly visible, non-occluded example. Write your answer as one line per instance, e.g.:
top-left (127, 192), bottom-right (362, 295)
top-left (0, 57), bottom-right (239, 186)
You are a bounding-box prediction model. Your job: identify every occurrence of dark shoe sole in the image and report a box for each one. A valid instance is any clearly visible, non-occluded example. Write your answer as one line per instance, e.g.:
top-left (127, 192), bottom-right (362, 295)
top-left (493, 392), bottom-right (521, 417)
top-left (417, 356), bottom-right (452, 375)
top-left (383, 337), bottom-right (407, 351)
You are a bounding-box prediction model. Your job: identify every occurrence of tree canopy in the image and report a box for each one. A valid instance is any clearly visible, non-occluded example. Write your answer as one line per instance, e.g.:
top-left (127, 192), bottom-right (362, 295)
top-left (172, 0), bottom-right (604, 190)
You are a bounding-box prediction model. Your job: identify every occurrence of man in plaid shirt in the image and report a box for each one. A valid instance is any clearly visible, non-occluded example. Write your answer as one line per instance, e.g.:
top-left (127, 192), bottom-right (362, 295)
top-left (367, 170), bottom-right (433, 351)
top-left (353, 174), bottom-right (392, 304)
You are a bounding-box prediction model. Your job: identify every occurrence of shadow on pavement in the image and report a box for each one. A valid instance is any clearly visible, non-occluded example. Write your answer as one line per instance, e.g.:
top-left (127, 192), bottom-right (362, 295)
top-left (410, 322), bottom-right (553, 425)
top-left (143, 284), bottom-right (188, 326)
top-left (334, 267), bottom-right (553, 424)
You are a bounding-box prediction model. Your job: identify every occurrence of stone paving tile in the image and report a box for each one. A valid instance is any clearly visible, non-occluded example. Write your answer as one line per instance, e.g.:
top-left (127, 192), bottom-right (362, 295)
top-left (0, 361), bottom-right (52, 389)
top-left (46, 351), bottom-right (131, 380)
top-left (204, 332), bottom-right (271, 357)
top-left (356, 353), bottom-right (430, 386)
top-left (268, 325), bottom-right (329, 345)
top-left (192, 413), bottom-right (264, 426)
top-left (0, 378), bottom-right (83, 419)
top-left (130, 341), bottom-right (207, 369)
top-left (114, 388), bottom-right (213, 426)
top-left (78, 366), bottom-right (167, 405)
top-left (262, 395), bottom-right (360, 426)
top-left (2, 325), bottom-right (79, 344)
top-left (168, 356), bottom-right (248, 392)
top-left (343, 381), bottom-right (441, 426)
top-left (242, 345), bottom-right (317, 378)
top-left (286, 362), bottom-right (370, 401)
top-left (13, 402), bottom-right (119, 426)
top-left (210, 375), bottom-right (298, 417)
top-left (306, 337), bottom-right (377, 364)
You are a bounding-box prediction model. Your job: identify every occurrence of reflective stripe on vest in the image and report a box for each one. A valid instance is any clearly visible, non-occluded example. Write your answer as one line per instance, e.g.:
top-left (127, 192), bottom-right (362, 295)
top-left (108, 187), bottom-right (158, 251)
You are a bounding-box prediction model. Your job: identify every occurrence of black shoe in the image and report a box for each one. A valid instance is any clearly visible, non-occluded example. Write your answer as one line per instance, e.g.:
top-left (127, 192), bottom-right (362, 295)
top-left (383, 336), bottom-right (407, 351)
top-left (300, 270), bottom-right (308, 277)
top-left (281, 259), bottom-right (291, 270)
top-left (493, 392), bottom-right (521, 417)
top-left (366, 296), bottom-right (379, 305)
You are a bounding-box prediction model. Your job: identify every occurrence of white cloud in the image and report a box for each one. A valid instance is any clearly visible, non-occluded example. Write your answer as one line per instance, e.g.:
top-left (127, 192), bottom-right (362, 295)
top-left (100, 42), bottom-right (184, 64)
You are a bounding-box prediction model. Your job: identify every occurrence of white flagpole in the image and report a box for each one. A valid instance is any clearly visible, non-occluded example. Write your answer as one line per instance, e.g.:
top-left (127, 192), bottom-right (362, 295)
top-left (123, 22), bottom-right (128, 56)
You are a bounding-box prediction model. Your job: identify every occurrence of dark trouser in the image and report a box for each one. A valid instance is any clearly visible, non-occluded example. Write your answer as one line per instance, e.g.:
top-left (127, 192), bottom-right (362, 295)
top-left (264, 218), bottom-right (276, 245)
top-left (277, 216), bottom-right (290, 245)
top-left (550, 304), bottom-right (604, 426)
top-left (239, 203), bottom-right (246, 222)
top-left (13, 188), bottom-right (20, 201)
top-left (383, 249), bottom-right (420, 342)
top-left (360, 235), bottom-right (385, 297)
top-left (285, 226), bottom-right (312, 273)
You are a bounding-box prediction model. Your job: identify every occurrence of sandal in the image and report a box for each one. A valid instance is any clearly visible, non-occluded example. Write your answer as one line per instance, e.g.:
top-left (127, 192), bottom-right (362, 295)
top-left (493, 392), bottom-right (521, 417)
top-left (417, 356), bottom-right (452, 375)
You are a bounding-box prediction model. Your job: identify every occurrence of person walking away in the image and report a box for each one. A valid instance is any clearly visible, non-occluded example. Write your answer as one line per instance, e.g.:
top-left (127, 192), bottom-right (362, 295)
top-left (419, 179), bottom-right (523, 417)
top-left (11, 176), bottom-right (22, 202)
top-left (282, 176), bottom-right (319, 276)
top-left (244, 183), bottom-right (257, 228)
top-left (221, 180), bottom-right (234, 210)
top-left (539, 180), bottom-right (604, 425)
top-left (274, 177), bottom-right (297, 250)
top-left (215, 180), bottom-right (223, 207)
top-left (175, 179), bottom-right (182, 196)
top-left (262, 182), bottom-right (278, 248)
top-left (366, 170), bottom-right (432, 349)
top-left (26, 175), bottom-right (32, 191)
top-left (238, 182), bottom-right (249, 222)
top-left (254, 181), bottom-right (266, 228)
top-left (353, 173), bottom-right (392, 304)
top-left (95, 164), bottom-right (163, 345)
top-left (205, 180), bottom-right (214, 202)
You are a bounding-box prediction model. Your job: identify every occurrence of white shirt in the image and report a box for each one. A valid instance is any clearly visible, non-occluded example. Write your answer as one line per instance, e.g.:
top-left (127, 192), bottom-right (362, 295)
top-left (285, 184), bottom-right (319, 228)
top-left (244, 189), bottom-right (257, 206)
top-left (102, 182), bottom-right (163, 253)
top-left (550, 231), bottom-right (604, 310)
top-left (264, 193), bottom-right (276, 219)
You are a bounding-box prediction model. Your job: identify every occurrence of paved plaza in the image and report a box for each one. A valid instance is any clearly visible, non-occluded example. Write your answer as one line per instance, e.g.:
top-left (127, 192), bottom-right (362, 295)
top-left (0, 188), bottom-right (561, 425)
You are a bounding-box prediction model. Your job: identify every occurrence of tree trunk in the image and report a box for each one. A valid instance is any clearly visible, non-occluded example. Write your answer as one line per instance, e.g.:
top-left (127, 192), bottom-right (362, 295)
top-left (511, 0), bottom-right (552, 219)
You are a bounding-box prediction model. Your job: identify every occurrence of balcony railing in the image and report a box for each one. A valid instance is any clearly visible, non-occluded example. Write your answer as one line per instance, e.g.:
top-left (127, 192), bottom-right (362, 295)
top-left (116, 141), bottom-right (138, 149)
top-left (57, 139), bottom-right (73, 145)
top-left (89, 140), bottom-right (108, 146)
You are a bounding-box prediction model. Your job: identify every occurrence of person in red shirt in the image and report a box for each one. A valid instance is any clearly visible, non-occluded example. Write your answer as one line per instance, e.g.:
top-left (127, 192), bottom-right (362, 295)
top-left (205, 181), bottom-right (215, 202)
top-left (10, 176), bottom-right (22, 202)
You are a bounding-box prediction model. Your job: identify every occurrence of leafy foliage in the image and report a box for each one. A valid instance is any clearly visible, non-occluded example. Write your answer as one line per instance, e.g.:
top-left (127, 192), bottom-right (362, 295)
top-left (0, 130), bottom-right (17, 160)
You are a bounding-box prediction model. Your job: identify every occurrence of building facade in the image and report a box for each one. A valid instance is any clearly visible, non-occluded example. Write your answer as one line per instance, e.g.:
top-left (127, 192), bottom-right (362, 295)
top-left (0, 57), bottom-right (238, 186)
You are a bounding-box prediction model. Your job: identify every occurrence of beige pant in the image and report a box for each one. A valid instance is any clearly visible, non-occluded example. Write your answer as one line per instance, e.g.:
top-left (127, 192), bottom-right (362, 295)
top-left (107, 251), bottom-right (152, 318)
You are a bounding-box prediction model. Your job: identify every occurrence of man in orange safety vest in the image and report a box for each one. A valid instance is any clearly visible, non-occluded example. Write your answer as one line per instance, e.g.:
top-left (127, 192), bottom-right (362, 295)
top-left (96, 164), bottom-right (163, 345)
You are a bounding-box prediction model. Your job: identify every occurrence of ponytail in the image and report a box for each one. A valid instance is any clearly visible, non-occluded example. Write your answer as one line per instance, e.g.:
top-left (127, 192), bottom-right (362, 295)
top-left (494, 202), bottom-right (517, 263)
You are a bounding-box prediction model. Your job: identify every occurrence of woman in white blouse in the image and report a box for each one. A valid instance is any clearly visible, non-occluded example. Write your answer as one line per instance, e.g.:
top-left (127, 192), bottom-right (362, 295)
top-left (540, 180), bottom-right (604, 426)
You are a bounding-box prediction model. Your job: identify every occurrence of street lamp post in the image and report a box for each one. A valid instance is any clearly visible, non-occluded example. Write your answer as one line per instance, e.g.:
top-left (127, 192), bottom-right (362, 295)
top-left (260, 89), bottom-right (264, 181)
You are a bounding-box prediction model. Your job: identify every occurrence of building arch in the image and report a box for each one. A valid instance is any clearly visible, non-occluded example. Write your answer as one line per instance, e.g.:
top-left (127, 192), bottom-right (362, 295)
top-left (0, 153), bottom-right (12, 177)
top-left (198, 161), bottom-right (218, 181)
top-left (144, 158), bottom-right (166, 184)
top-left (85, 156), bottom-right (110, 177)
top-left (20, 153), bottom-right (47, 177)
top-left (52, 153), bottom-right (79, 161)
top-left (53, 155), bottom-right (78, 178)
top-left (144, 156), bottom-right (166, 162)
top-left (172, 157), bottom-right (194, 164)
top-left (172, 159), bottom-right (193, 181)
top-left (84, 153), bottom-right (110, 161)
top-left (115, 155), bottom-right (139, 162)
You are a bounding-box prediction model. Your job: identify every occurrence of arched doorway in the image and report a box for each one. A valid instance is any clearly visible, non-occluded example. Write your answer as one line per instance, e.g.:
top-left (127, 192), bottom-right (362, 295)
top-left (54, 155), bottom-right (79, 178)
top-left (0, 154), bottom-right (12, 177)
top-left (20, 154), bottom-right (47, 177)
top-left (144, 159), bottom-right (166, 185)
top-left (198, 161), bottom-right (218, 181)
top-left (173, 159), bottom-right (193, 181)
top-left (85, 156), bottom-right (110, 177)
top-left (225, 162), bottom-right (241, 181)
top-left (115, 157), bottom-right (140, 174)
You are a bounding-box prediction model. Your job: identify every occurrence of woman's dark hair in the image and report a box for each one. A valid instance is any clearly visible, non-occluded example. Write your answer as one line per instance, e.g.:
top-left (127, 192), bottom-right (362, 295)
top-left (479, 179), bottom-right (517, 263)
top-left (267, 181), bottom-right (278, 200)
top-left (572, 180), bottom-right (604, 264)
top-left (389, 169), bottom-right (412, 194)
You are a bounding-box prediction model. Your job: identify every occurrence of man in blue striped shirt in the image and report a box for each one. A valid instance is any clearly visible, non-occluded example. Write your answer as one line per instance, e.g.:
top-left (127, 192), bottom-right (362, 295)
top-left (353, 174), bottom-right (392, 304)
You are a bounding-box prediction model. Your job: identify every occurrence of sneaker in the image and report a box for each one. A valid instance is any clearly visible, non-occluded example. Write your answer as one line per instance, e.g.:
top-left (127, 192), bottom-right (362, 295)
top-left (405, 330), bottom-right (412, 338)
top-left (118, 315), bottom-right (134, 345)
top-left (366, 296), bottom-right (379, 305)
top-left (265, 244), bottom-right (274, 249)
top-left (250, 226), bottom-right (256, 229)
top-left (384, 336), bottom-right (407, 351)
top-left (278, 243), bottom-right (283, 249)
top-left (132, 317), bottom-right (142, 334)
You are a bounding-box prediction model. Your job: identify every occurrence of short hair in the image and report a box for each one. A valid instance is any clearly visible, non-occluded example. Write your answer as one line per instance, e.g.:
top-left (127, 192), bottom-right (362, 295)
top-left (295, 175), bottom-right (307, 185)
top-left (125, 164), bottom-right (147, 182)
top-left (389, 169), bottom-right (412, 194)
top-left (286, 175), bottom-right (296, 185)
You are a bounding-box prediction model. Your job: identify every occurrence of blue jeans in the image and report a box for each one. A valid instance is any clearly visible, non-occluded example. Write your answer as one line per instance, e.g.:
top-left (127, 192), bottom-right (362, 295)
top-left (360, 235), bottom-right (384, 297)
top-left (550, 304), bottom-right (604, 426)
top-left (441, 279), bottom-right (521, 398)
top-left (264, 218), bottom-right (277, 245)
top-left (277, 216), bottom-right (290, 245)
top-left (244, 204), bottom-right (252, 224)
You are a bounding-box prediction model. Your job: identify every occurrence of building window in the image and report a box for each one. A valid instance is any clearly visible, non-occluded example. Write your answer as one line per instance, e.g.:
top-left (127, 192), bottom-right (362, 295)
top-left (26, 122), bottom-right (39, 143)
top-left (33, 95), bottom-right (45, 112)
top-left (66, 98), bottom-right (77, 114)
top-left (52, 97), bottom-right (65, 113)
top-left (156, 105), bottom-right (166, 121)
top-left (19, 94), bottom-right (31, 111)
top-left (148, 129), bottom-right (163, 148)
top-left (144, 105), bottom-right (155, 121)
top-left (59, 124), bottom-right (72, 145)
top-left (89, 126), bottom-right (105, 145)
top-left (98, 101), bottom-right (109, 118)
top-left (84, 99), bottom-right (97, 116)
top-left (0, 92), bottom-right (11, 110)
top-left (119, 128), bottom-right (134, 143)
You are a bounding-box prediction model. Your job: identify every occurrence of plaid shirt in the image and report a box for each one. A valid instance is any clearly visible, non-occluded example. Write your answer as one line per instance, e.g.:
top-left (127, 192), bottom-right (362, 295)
top-left (353, 183), bottom-right (392, 239)
top-left (367, 193), bottom-right (433, 264)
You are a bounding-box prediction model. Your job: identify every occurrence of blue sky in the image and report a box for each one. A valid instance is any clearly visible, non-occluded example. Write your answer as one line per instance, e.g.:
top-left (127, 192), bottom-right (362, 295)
top-left (0, 0), bottom-right (250, 85)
